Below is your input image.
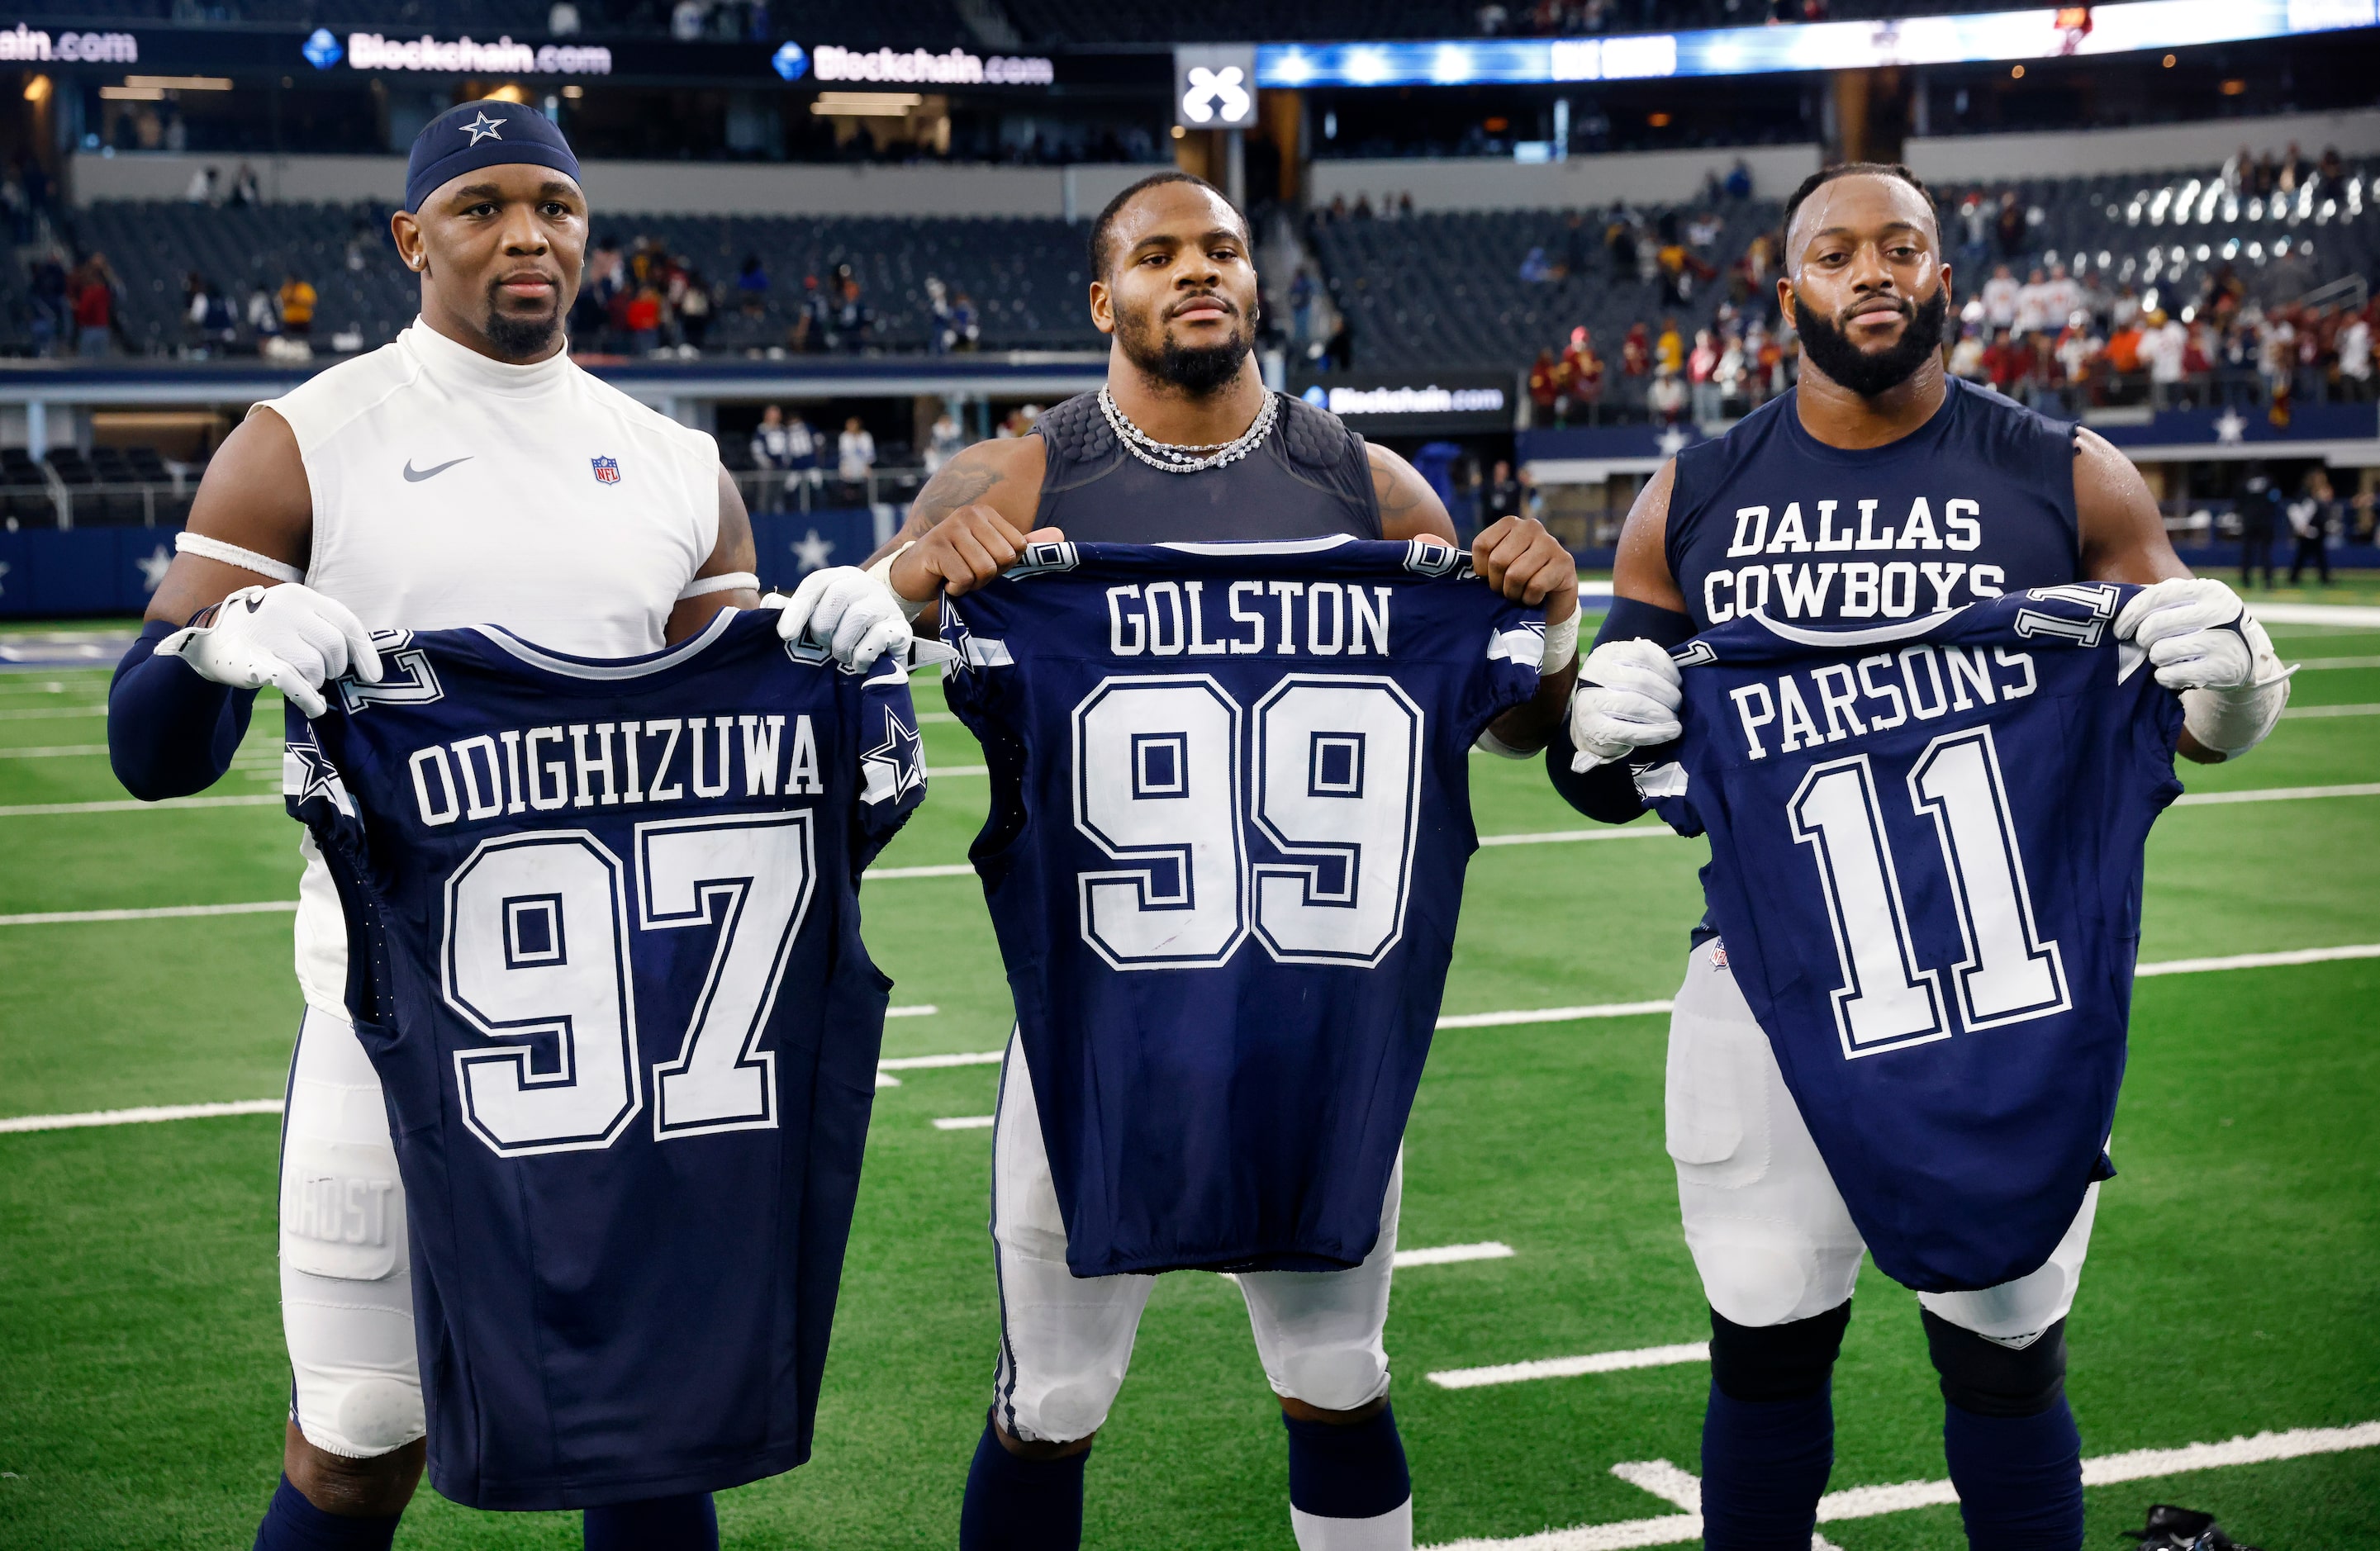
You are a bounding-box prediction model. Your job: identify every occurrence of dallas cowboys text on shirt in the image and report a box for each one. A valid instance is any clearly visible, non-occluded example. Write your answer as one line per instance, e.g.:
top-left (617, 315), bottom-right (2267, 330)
top-left (398, 713), bottom-right (829, 828)
top-left (1699, 497), bottom-right (2012, 625)
top-left (1726, 643), bottom-right (2040, 761)
top-left (1102, 578), bottom-right (1394, 657)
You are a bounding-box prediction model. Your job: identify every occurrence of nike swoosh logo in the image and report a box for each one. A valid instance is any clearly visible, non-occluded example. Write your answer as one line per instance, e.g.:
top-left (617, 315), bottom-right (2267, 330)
top-left (402, 456), bottom-right (472, 482)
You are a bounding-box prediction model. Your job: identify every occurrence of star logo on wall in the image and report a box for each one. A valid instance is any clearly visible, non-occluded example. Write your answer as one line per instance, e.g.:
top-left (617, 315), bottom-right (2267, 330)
top-left (792, 529), bottom-right (835, 572)
top-left (460, 111), bottom-right (506, 145)
top-left (1656, 425), bottom-right (1691, 457)
top-left (2213, 408), bottom-right (2247, 444)
top-left (135, 544), bottom-right (172, 593)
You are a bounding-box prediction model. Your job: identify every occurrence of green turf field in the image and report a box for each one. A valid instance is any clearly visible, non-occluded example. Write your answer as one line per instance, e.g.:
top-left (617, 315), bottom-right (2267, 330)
top-left (2, 596), bottom-right (2376, 1549)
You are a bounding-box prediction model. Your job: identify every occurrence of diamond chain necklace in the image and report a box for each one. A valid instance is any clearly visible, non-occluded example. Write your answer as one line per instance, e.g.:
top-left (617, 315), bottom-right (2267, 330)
top-left (1098, 383), bottom-right (1278, 475)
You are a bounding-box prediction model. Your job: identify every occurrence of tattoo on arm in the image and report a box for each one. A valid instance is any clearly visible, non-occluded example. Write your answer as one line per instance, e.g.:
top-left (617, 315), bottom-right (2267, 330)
top-left (910, 464), bottom-right (1000, 529)
top-left (1368, 451), bottom-right (1423, 517)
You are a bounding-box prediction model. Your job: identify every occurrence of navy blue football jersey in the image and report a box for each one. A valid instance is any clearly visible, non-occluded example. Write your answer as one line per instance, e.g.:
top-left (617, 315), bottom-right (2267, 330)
top-left (1668, 377), bottom-right (2081, 632)
top-left (1651, 585), bottom-right (2183, 1292)
top-left (284, 609), bottom-right (924, 1511)
top-left (940, 536), bottom-right (1542, 1278)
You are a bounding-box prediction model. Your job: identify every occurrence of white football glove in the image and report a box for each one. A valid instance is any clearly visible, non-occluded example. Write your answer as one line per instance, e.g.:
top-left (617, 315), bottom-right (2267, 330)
top-left (2113, 577), bottom-right (2258, 690)
top-left (2113, 577), bottom-right (2292, 756)
top-left (156, 583), bottom-right (380, 719)
top-left (1567, 637), bottom-right (1684, 772)
top-left (765, 566), bottom-right (913, 671)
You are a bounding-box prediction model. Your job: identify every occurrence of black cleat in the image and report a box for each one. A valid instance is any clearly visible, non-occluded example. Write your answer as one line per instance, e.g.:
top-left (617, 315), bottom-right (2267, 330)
top-left (2122, 1503), bottom-right (2264, 1551)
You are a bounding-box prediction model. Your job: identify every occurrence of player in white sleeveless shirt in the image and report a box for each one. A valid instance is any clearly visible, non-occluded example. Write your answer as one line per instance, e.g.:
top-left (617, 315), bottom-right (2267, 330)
top-left (113, 102), bottom-right (906, 1551)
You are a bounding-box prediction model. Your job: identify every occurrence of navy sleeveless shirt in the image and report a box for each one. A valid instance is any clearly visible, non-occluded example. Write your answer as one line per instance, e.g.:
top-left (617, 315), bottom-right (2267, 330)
top-left (1667, 377), bottom-right (2079, 632)
top-left (1031, 389), bottom-right (1380, 543)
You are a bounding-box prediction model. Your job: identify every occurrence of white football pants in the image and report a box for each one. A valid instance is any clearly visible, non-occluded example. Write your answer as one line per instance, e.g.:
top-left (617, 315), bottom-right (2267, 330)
top-left (277, 1005), bottom-right (425, 1458)
top-left (1668, 941), bottom-right (2097, 1345)
top-left (988, 1036), bottom-right (1400, 1445)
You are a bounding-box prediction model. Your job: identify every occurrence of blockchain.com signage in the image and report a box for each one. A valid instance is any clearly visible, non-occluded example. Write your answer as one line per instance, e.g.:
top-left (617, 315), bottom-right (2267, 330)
top-left (769, 40), bottom-right (1055, 85)
top-left (1294, 373), bottom-right (1515, 434)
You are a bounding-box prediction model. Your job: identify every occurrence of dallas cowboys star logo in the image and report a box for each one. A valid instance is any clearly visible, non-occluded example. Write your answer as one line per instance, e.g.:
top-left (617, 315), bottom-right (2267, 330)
top-left (459, 111), bottom-right (506, 145)
top-left (859, 708), bottom-right (927, 806)
top-left (2213, 407), bottom-right (2247, 444)
top-left (284, 739), bottom-right (348, 809)
top-left (135, 544), bottom-right (172, 594)
top-left (1656, 424), bottom-right (1692, 457)
top-left (792, 529), bottom-right (835, 572)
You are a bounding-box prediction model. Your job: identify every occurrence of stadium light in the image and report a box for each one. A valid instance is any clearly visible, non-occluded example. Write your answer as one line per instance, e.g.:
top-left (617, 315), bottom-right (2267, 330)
top-left (21, 74), bottom-right (48, 103)
top-left (125, 75), bottom-right (232, 90)
top-left (812, 92), bottom-right (926, 116)
top-left (1253, 0), bottom-right (2380, 87)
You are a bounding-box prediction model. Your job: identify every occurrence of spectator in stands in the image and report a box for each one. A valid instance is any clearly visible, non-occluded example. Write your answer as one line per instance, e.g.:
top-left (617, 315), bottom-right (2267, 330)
top-left (1480, 459), bottom-right (1523, 527)
top-left (1562, 327), bottom-right (1603, 421)
top-left (1529, 349), bottom-right (1562, 422)
top-left (749, 405), bottom-right (796, 512)
top-left (1723, 158), bottom-right (1752, 200)
top-left (1519, 246), bottom-right (1556, 284)
top-left (1994, 189), bottom-right (2026, 258)
top-left (1687, 328), bottom-right (1721, 421)
top-left (1955, 191), bottom-right (1991, 276)
top-left (2014, 268), bottom-right (2053, 336)
top-left (625, 282), bottom-right (663, 353)
top-left (278, 272), bottom-right (316, 341)
top-left (924, 406), bottom-right (965, 476)
top-left (184, 165), bottom-right (219, 205)
top-left (672, 0), bottom-right (708, 39)
top-left (677, 270), bottom-right (712, 352)
top-left (1621, 320), bottom-right (1651, 377)
top-left (1604, 202), bottom-right (1638, 280)
top-left (1982, 263), bottom-right (2019, 332)
top-left (836, 415), bottom-right (876, 501)
top-left (1648, 368), bottom-right (1687, 425)
top-left (1950, 321), bottom-right (1988, 382)
top-left (2288, 472), bottom-right (2335, 584)
top-left (71, 253), bottom-right (118, 358)
top-left (2143, 309), bottom-right (2188, 406)
top-left (950, 291), bottom-right (981, 353)
top-left (832, 274), bottom-right (873, 353)
top-left (2237, 467), bottom-right (2279, 586)
top-left (2338, 307), bottom-right (2373, 399)
top-left (790, 275), bottom-right (827, 353)
top-left (1654, 315), bottom-right (1684, 376)
top-left (1981, 327), bottom-right (2026, 395)
top-left (228, 162), bottom-right (260, 206)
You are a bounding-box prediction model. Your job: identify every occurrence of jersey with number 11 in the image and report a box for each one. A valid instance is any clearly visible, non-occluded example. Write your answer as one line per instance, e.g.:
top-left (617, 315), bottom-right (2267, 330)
top-left (942, 536), bottom-right (1542, 1278)
top-left (284, 609), bottom-right (924, 1511)
top-left (1651, 585), bottom-right (2183, 1293)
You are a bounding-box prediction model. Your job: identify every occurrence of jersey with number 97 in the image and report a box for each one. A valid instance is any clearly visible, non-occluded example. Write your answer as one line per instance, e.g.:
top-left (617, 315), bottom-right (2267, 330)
top-left (942, 537), bottom-right (1542, 1278)
top-left (284, 609), bottom-right (923, 1511)
top-left (1651, 584), bottom-right (2183, 1293)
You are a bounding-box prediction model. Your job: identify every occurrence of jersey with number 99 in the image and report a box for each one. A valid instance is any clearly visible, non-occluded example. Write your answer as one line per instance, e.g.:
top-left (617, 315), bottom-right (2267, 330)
top-left (942, 537), bottom-right (1542, 1278)
top-left (1651, 584), bottom-right (2183, 1292)
top-left (284, 609), bottom-right (923, 1511)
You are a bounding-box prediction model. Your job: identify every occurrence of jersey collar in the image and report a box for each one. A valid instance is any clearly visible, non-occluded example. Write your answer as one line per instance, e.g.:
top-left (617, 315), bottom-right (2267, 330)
top-left (401, 315), bottom-right (574, 398)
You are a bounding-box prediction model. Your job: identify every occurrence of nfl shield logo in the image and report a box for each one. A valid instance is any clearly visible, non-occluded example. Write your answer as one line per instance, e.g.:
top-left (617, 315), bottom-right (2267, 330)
top-left (591, 455), bottom-right (621, 485)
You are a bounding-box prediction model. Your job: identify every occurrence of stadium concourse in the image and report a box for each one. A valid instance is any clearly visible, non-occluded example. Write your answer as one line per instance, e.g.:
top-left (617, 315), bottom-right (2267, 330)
top-left (3, 590), bottom-right (2378, 1548)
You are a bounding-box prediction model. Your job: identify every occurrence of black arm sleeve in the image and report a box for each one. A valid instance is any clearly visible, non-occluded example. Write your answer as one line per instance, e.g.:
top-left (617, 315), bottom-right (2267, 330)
top-left (1545, 595), bottom-right (1697, 823)
top-left (107, 619), bottom-right (256, 801)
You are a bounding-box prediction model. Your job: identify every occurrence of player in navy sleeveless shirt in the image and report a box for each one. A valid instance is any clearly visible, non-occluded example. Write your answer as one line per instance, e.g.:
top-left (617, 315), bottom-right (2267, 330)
top-left (1546, 166), bottom-right (2291, 1551)
top-left (855, 173), bottom-right (1581, 1551)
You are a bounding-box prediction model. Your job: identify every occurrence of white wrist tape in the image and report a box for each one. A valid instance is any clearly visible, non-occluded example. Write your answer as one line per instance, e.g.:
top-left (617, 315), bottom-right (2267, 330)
top-left (677, 571), bottom-right (758, 600)
top-left (175, 531), bottom-right (304, 586)
top-left (1541, 609), bottom-right (1580, 674)
top-left (866, 541), bottom-right (933, 621)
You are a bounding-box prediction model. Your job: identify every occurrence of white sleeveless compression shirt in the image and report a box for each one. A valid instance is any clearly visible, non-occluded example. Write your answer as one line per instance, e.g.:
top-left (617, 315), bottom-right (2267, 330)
top-left (260, 318), bottom-right (721, 1014)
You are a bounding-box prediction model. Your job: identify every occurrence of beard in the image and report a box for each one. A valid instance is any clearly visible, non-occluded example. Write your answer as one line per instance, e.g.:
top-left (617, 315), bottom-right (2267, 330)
top-left (1116, 296), bottom-right (1254, 396)
top-left (1796, 286), bottom-right (1949, 398)
top-left (482, 278), bottom-right (564, 361)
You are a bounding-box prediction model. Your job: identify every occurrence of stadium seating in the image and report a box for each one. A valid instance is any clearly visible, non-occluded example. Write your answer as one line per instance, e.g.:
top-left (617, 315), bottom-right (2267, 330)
top-left (50, 202), bottom-right (1104, 359)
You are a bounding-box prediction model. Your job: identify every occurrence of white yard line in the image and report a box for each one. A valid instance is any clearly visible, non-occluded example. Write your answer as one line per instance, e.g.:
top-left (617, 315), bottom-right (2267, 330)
top-left (0, 794), bottom-right (280, 817)
top-left (2250, 603), bottom-right (2380, 628)
top-left (2279, 701), bottom-right (2380, 719)
top-left (1437, 1001), bottom-right (1675, 1029)
top-left (1477, 828), bottom-right (1676, 848)
top-left (927, 764), bottom-right (989, 777)
top-left (2172, 782), bottom-right (2380, 805)
top-left (880, 1050), bottom-right (1005, 1071)
top-left (932, 1115), bottom-right (995, 1131)
top-left (865, 862), bottom-right (977, 880)
top-left (0, 744), bottom-right (107, 760)
top-left (1423, 1422), bottom-right (2380, 1550)
top-left (1428, 1343), bottom-right (1710, 1391)
top-left (0, 1099), bottom-right (283, 1134)
top-left (2290, 655), bottom-right (2380, 669)
top-left (2135, 943), bottom-right (2380, 976)
top-left (886, 1005), bottom-right (937, 1018)
top-left (1394, 1241), bottom-right (1515, 1269)
top-left (0, 900), bottom-right (297, 927)
top-left (0, 704), bottom-right (107, 721)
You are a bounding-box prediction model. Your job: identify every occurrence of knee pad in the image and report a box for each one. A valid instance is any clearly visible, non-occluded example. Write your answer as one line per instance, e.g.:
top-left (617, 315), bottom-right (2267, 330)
top-left (1275, 1343), bottom-right (1391, 1415)
top-left (1708, 1300), bottom-right (1850, 1403)
top-left (1922, 1309), bottom-right (2067, 1418)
